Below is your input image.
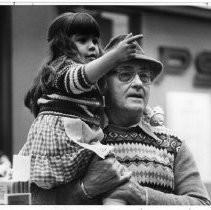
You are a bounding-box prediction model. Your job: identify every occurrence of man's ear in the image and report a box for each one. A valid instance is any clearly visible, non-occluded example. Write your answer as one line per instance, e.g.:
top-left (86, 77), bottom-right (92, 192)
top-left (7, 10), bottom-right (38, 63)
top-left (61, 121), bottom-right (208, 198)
top-left (97, 77), bottom-right (108, 95)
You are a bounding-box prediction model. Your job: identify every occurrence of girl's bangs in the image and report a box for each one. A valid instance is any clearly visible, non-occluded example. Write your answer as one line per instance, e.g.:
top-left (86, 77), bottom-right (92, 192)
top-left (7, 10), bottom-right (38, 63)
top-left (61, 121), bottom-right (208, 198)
top-left (69, 13), bottom-right (100, 37)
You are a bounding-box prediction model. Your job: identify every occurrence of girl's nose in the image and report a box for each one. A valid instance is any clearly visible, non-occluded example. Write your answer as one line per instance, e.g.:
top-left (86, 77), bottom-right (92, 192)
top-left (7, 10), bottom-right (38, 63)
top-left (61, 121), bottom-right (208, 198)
top-left (88, 41), bottom-right (96, 50)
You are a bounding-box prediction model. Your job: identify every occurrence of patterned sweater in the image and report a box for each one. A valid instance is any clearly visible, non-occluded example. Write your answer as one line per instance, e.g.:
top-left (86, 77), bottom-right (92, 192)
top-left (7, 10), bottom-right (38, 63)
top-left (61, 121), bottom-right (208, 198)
top-left (103, 122), bottom-right (181, 193)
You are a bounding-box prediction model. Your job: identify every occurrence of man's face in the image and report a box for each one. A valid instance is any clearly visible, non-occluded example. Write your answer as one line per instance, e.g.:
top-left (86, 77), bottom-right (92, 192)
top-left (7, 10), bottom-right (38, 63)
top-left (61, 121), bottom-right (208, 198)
top-left (105, 60), bottom-right (151, 115)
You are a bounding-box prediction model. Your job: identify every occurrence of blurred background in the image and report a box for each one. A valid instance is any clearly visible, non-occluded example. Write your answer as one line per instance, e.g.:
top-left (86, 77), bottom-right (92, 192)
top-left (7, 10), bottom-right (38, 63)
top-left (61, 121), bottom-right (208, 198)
top-left (0, 5), bottom-right (211, 196)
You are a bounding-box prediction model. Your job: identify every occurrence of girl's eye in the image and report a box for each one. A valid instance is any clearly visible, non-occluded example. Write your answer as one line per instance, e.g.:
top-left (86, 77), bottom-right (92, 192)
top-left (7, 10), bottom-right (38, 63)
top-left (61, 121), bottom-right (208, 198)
top-left (93, 38), bottom-right (99, 45)
top-left (78, 38), bottom-right (87, 43)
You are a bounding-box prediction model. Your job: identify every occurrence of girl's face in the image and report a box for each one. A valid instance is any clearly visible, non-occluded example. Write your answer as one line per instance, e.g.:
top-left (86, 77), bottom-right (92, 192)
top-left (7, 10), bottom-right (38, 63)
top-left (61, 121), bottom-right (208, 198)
top-left (71, 34), bottom-right (100, 63)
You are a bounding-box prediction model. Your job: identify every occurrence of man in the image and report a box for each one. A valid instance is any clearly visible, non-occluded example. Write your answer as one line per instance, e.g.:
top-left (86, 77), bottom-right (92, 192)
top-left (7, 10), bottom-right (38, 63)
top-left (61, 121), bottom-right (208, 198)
top-left (31, 34), bottom-right (211, 205)
top-left (96, 34), bottom-right (211, 204)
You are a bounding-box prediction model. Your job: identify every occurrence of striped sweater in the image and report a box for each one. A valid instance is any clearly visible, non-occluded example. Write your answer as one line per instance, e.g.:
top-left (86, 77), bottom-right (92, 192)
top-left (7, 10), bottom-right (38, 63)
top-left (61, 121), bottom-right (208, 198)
top-left (38, 55), bottom-right (104, 126)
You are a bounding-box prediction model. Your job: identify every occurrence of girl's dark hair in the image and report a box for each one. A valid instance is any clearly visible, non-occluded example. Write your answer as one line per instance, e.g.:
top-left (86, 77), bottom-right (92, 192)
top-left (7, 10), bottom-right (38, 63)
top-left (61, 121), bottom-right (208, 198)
top-left (25, 12), bottom-right (102, 117)
top-left (47, 12), bottom-right (101, 63)
top-left (24, 65), bottom-right (56, 117)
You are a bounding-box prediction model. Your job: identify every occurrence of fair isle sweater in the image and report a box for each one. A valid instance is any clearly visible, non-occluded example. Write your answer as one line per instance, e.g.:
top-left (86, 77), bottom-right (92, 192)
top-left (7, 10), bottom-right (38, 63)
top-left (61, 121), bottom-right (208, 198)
top-left (102, 121), bottom-right (211, 205)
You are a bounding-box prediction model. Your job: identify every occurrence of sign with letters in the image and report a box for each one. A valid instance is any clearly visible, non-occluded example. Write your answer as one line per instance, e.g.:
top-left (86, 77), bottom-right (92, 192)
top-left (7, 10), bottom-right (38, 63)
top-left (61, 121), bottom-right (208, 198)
top-left (158, 47), bottom-right (211, 87)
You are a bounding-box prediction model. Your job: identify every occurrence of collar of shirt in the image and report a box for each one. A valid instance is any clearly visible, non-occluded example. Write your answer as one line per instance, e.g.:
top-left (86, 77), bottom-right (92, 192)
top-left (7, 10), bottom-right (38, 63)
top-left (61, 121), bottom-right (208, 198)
top-left (103, 114), bottom-right (161, 141)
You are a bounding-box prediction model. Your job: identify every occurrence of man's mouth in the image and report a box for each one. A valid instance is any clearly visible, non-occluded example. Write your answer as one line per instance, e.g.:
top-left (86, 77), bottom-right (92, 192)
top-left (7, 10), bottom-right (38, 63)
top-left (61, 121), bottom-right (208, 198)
top-left (127, 93), bottom-right (143, 99)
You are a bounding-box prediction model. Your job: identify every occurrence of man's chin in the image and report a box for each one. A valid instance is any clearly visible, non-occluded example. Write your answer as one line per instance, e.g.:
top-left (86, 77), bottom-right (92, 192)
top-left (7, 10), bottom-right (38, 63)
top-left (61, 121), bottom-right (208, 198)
top-left (125, 99), bottom-right (145, 111)
top-left (124, 104), bottom-right (144, 113)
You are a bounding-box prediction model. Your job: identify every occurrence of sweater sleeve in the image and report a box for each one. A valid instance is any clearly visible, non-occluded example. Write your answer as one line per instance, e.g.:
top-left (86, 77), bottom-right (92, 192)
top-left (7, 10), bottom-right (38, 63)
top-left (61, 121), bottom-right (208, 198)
top-left (54, 59), bottom-right (94, 95)
top-left (145, 141), bottom-right (211, 205)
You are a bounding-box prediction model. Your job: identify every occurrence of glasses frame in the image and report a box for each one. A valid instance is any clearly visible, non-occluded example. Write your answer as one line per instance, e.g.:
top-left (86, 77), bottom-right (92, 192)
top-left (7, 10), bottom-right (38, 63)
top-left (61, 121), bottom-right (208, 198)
top-left (110, 70), bottom-right (152, 85)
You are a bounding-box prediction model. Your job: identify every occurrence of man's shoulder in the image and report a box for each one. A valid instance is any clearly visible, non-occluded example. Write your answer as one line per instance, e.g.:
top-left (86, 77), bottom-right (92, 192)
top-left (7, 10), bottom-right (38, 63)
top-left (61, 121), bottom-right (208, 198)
top-left (151, 124), bottom-right (182, 139)
top-left (146, 123), bottom-right (183, 154)
top-left (143, 105), bottom-right (183, 143)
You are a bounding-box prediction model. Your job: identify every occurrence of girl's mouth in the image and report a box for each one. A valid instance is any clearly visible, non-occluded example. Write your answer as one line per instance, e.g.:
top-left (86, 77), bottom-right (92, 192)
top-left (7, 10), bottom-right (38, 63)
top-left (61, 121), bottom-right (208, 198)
top-left (86, 54), bottom-right (97, 60)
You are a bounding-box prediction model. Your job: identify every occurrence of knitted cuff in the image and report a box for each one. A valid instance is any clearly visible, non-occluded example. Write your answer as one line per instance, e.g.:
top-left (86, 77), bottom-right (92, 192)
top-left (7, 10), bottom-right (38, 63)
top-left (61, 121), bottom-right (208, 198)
top-left (81, 65), bottom-right (94, 87)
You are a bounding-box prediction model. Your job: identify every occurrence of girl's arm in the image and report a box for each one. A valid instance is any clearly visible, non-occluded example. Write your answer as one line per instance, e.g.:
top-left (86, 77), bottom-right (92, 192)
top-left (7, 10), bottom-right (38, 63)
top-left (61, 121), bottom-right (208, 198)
top-left (53, 34), bottom-right (142, 95)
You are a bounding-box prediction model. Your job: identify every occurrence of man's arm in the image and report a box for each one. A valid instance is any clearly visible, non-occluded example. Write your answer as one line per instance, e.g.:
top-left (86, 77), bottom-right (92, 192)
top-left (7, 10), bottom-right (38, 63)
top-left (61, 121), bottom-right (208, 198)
top-left (31, 180), bottom-right (101, 205)
top-left (57, 156), bottom-right (132, 205)
top-left (31, 156), bottom-right (131, 204)
top-left (106, 141), bottom-right (211, 205)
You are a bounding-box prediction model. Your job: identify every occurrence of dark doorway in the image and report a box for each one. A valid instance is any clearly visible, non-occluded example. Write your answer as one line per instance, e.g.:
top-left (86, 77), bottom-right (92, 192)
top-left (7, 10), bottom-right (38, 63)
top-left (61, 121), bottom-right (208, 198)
top-left (0, 6), bottom-right (12, 160)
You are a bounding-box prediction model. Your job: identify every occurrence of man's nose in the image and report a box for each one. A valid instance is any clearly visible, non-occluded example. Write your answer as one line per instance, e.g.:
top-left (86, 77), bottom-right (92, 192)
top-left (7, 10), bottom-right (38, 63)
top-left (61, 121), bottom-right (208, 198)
top-left (131, 74), bottom-right (143, 87)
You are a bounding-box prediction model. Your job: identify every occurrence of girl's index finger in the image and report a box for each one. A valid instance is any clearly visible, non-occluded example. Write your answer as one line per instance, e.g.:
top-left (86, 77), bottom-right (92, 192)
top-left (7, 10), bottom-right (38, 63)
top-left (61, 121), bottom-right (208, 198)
top-left (124, 33), bottom-right (133, 40)
top-left (127, 34), bottom-right (143, 43)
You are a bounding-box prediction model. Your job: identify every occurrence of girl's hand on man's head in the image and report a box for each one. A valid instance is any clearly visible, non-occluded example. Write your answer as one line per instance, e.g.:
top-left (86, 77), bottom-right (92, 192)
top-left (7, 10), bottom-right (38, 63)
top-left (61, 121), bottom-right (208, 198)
top-left (114, 33), bottom-right (143, 62)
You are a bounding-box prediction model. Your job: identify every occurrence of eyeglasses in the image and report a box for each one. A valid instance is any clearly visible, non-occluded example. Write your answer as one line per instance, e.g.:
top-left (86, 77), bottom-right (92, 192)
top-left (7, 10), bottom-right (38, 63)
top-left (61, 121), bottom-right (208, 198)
top-left (112, 70), bottom-right (152, 85)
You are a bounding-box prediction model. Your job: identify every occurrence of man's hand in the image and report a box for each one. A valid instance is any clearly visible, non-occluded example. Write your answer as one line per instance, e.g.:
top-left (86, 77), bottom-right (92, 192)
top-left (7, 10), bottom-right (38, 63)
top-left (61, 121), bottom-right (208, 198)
top-left (104, 178), bottom-right (147, 205)
top-left (82, 156), bottom-right (132, 197)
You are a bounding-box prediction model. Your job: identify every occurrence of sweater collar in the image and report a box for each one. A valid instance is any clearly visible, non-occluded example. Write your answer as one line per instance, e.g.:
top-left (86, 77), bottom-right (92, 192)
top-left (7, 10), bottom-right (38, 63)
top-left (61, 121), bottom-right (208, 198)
top-left (104, 115), bottom-right (160, 141)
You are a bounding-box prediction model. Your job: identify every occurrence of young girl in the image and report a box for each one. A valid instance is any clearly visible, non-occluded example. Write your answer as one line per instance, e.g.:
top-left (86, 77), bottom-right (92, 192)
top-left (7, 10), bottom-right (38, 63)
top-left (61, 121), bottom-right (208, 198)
top-left (19, 12), bottom-right (141, 204)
